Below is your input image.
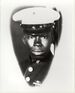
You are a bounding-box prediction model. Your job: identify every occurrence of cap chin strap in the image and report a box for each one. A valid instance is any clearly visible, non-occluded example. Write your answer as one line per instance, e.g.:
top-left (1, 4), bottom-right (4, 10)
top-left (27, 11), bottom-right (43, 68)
top-left (50, 43), bottom-right (55, 56)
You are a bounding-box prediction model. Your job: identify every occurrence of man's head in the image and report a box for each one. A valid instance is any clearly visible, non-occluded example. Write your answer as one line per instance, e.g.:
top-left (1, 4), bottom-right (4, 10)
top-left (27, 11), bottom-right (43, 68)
top-left (22, 30), bottom-right (53, 55)
top-left (12, 6), bottom-right (61, 56)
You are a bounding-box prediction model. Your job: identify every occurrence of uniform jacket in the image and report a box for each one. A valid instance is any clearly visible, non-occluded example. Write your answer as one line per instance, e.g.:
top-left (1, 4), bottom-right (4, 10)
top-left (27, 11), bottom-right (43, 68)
top-left (19, 51), bottom-right (53, 86)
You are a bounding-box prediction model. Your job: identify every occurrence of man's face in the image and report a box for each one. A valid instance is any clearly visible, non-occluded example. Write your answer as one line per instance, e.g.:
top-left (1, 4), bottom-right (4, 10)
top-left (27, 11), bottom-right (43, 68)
top-left (25, 32), bottom-right (52, 55)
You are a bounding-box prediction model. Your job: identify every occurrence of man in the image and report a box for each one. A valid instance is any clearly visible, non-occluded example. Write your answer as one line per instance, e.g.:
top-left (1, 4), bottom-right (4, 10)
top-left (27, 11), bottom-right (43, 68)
top-left (12, 6), bottom-right (62, 86)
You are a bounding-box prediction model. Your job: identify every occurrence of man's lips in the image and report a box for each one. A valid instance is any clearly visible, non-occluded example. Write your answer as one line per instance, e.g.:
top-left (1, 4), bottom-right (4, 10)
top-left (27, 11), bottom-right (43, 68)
top-left (32, 50), bottom-right (43, 52)
top-left (32, 50), bottom-right (44, 55)
top-left (31, 46), bottom-right (45, 53)
top-left (32, 46), bottom-right (42, 51)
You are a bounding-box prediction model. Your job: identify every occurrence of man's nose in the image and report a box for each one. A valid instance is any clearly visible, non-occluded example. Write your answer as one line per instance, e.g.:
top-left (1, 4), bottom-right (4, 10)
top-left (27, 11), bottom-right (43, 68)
top-left (34, 36), bottom-right (42, 46)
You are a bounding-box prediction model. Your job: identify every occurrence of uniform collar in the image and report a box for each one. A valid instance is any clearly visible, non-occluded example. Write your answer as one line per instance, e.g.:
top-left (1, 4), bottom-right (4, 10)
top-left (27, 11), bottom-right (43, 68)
top-left (30, 51), bottom-right (53, 63)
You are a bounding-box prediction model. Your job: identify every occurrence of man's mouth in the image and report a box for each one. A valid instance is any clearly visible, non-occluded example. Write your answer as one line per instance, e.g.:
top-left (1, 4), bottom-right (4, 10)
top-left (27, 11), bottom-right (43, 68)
top-left (31, 48), bottom-right (44, 55)
top-left (32, 50), bottom-right (44, 55)
top-left (32, 46), bottom-right (43, 52)
top-left (32, 50), bottom-right (42, 52)
top-left (32, 49), bottom-right (43, 52)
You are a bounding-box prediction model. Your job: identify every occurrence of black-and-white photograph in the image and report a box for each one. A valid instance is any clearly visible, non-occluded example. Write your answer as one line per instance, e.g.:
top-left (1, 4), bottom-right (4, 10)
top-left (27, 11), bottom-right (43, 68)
top-left (0, 0), bottom-right (74, 93)
top-left (11, 6), bottom-right (62, 86)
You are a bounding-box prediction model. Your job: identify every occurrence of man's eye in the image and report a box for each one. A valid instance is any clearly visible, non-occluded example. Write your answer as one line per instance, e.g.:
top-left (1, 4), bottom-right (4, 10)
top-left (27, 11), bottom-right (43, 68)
top-left (27, 35), bottom-right (32, 38)
top-left (43, 35), bottom-right (48, 39)
top-left (29, 35), bottom-right (34, 38)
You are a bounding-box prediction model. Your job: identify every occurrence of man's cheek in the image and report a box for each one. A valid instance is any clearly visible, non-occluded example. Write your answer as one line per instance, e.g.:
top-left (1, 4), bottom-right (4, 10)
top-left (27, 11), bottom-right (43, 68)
top-left (27, 39), bottom-right (34, 47)
top-left (41, 39), bottom-right (48, 47)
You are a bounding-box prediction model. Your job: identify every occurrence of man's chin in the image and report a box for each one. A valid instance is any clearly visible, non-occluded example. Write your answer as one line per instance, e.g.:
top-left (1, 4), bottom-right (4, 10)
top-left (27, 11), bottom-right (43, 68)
top-left (32, 51), bottom-right (44, 55)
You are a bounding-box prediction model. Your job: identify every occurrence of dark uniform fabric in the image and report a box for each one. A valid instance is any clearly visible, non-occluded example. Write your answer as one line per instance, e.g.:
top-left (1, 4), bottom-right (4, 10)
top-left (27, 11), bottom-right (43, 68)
top-left (19, 51), bottom-right (53, 86)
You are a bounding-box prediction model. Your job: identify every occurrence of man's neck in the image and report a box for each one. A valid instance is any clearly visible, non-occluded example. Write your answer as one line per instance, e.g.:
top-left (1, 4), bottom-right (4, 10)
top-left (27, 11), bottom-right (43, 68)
top-left (30, 51), bottom-right (52, 61)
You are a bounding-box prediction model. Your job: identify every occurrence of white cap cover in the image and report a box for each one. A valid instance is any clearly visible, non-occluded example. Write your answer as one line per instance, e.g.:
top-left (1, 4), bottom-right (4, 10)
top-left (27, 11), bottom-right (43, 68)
top-left (12, 7), bottom-right (60, 24)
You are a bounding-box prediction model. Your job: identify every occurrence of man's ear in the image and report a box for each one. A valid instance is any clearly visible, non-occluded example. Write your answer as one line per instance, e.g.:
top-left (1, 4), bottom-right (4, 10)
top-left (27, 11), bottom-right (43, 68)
top-left (22, 35), bottom-right (26, 45)
top-left (50, 43), bottom-right (55, 56)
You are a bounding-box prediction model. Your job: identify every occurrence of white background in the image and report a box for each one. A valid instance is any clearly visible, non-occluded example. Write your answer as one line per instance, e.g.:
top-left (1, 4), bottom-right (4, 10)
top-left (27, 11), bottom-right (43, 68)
top-left (0, 0), bottom-right (74, 93)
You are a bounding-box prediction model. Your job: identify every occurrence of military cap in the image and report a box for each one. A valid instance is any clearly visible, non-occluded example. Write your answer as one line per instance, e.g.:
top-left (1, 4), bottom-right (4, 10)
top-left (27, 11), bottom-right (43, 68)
top-left (12, 7), bottom-right (60, 34)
